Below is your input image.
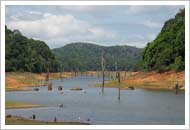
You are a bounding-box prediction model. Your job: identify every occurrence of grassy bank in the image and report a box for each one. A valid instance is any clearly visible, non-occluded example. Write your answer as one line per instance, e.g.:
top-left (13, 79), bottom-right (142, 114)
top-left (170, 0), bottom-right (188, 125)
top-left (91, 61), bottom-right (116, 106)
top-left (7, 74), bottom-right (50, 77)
top-left (97, 71), bottom-right (185, 90)
top-left (6, 116), bottom-right (89, 125)
top-left (6, 101), bottom-right (42, 109)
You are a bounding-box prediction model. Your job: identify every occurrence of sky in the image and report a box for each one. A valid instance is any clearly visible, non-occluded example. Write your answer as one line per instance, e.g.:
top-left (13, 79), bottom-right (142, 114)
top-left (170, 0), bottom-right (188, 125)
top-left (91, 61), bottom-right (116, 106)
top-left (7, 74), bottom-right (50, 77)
top-left (5, 5), bottom-right (184, 49)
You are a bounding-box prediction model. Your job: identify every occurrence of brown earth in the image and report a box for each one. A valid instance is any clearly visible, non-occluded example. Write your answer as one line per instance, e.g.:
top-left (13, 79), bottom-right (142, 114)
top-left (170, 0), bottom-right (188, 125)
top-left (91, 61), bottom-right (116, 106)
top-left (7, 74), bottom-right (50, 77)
top-left (5, 72), bottom-right (72, 91)
top-left (124, 71), bottom-right (184, 89)
top-left (101, 71), bottom-right (185, 90)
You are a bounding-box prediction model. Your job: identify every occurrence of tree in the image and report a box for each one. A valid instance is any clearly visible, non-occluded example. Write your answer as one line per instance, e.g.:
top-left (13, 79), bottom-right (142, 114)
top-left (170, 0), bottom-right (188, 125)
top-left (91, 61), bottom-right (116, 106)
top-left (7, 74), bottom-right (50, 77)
top-left (142, 9), bottom-right (185, 72)
top-left (5, 26), bottom-right (60, 73)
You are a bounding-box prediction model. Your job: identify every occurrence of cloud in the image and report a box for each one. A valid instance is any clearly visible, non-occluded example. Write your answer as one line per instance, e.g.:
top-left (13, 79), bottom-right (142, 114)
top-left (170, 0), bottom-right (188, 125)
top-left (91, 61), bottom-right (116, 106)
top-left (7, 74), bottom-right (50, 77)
top-left (6, 5), bottom-right (183, 48)
top-left (124, 33), bottom-right (158, 48)
top-left (7, 13), bottom-right (116, 48)
top-left (141, 19), bottom-right (163, 29)
top-left (126, 5), bottom-right (183, 15)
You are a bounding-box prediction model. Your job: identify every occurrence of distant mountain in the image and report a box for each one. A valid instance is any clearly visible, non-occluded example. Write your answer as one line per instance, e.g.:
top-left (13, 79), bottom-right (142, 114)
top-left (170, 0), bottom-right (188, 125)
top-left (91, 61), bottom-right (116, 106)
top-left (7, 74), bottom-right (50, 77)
top-left (53, 42), bottom-right (143, 71)
top-left (142, 9), bottom-right (185, 72)
top-left (5, 26), bottom-right (59, 73)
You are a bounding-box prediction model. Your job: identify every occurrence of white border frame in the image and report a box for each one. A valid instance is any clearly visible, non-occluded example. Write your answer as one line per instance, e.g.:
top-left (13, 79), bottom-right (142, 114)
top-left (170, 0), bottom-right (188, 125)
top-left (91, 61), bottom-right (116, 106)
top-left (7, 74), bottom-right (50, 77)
top-left (1, 1), bottom-right (189, 129)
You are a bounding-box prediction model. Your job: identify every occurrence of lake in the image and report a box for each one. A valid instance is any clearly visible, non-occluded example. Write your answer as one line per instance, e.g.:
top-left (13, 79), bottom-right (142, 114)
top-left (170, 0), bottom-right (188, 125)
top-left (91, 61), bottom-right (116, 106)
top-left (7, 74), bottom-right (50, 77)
top-left (6, 76), bottom-right (185, 125)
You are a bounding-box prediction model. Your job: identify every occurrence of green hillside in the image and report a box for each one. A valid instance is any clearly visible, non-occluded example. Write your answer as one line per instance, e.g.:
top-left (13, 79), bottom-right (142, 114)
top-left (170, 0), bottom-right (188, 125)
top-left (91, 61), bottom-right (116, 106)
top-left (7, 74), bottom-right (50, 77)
top-left (142, 9), bottom-right (185, 72)
top-left (53, 42), bottom-right (143, 71)
top-left (5, 26), bottom-right (59, 73)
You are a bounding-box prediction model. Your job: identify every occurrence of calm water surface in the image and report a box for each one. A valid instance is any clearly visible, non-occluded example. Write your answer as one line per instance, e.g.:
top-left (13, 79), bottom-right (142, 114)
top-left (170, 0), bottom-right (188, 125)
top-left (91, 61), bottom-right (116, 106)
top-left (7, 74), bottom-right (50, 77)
top-left (6, 76), bottom-right (185, 125)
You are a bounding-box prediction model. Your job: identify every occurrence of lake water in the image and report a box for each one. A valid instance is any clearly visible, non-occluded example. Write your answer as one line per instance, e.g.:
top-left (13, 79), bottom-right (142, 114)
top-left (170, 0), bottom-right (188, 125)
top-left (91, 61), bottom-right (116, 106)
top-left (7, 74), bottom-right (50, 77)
top-left (6, 76), bottom-right (185, 125)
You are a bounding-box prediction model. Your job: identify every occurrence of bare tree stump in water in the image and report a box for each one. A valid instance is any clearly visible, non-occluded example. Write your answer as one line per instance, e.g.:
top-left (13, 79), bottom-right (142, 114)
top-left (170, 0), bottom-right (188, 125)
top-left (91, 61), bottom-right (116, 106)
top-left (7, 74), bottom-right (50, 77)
top-left (118, 72), bottom-right (121, 100)
top-left (101, 51), bottom-right (105, 93)
top-left (54, 116), bottom-right (57, 122)
top-left (32, 114), bottom-right (36, 120)
top-left (58, 86), bottom-right (62, 91)
top-left (45, 67), bottom-right (49, 84)
top-left (48, 83), bottom-right (52, 91)
top-left (175, 82), bottom-right (179, 95)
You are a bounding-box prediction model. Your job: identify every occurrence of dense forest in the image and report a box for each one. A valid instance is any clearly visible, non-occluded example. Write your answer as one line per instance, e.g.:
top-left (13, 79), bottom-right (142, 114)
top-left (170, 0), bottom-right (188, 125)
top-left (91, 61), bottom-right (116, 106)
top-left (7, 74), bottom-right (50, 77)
top-left (142, 9), bottom-right (185, 72)
top-left (5, 26), bottom-right (60, 73)
top-left (53, 43), bottom-right (143, 71)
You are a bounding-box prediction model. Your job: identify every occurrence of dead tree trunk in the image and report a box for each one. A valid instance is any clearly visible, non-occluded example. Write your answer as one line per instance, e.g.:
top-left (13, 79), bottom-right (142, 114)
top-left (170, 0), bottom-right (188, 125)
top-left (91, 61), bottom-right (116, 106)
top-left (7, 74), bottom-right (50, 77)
top-left (175, 82), bottom-right (179, 95)
top-left (115, 62), bottom-right (118, 79)
top-left (101, 51), bottom-right (105, 93)
top-left (48, 83), bottom-right (52, 91)
top-left (45, 67), bottom-right (49, 84)
top-left (75, 71), bottom-right (77, 77)
top-left (118, 71), bottom-right (121, 100)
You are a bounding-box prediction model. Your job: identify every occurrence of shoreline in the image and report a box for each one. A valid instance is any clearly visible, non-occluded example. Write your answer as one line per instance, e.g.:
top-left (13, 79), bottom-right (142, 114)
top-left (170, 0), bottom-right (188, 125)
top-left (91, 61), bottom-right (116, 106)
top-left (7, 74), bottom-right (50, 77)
top-left (5, 71), bottom-right (185, 91)
top-left (5, 72), bottom-right (72, 91)
top-left (5, 116), bottom-right (90, 125)
top-left (6, 101), bottom-right (42, 109)
top-left (95, 71), bottom-right (185, 91)
top-left (5, 71), bottom-right (97, 91)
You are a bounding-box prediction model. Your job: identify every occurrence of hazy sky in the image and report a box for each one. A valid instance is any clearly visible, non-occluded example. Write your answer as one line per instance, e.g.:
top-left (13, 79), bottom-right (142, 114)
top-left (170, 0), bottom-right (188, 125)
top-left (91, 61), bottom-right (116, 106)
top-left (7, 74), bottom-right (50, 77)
top-left (6, 5), bottom-right (184, 49)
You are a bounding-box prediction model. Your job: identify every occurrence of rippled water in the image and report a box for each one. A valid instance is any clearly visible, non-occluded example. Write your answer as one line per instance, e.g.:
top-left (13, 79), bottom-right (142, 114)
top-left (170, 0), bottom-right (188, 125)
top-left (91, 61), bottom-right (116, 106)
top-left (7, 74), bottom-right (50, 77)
top-left (6, 76), bottom-right (185, 125)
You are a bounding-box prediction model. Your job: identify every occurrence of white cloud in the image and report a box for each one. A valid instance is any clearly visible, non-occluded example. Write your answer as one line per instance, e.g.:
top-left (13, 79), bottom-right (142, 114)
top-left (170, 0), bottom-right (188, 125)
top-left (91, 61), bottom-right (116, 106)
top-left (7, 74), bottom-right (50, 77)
top-left (7, 13), bottom-right (116, 48)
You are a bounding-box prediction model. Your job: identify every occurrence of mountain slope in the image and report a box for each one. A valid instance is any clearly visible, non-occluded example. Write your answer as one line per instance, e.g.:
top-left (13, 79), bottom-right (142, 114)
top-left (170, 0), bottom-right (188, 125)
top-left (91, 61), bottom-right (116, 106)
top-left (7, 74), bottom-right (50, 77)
top-left (5, 26), bottom-right (60, 73)
top-left (142, 9), bottom-right (185, 72)
top-left (53, 42), bottom-right (143, 71)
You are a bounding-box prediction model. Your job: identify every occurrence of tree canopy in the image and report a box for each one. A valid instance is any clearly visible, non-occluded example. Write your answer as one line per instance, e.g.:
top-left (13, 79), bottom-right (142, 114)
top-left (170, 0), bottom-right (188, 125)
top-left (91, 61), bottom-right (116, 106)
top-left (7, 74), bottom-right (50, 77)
top-left (5, 26), bottom-right (60, 73)
top-left (142, 9), bottom-right (185, 72)
top-left (53, 42), bottom-right (143, 71)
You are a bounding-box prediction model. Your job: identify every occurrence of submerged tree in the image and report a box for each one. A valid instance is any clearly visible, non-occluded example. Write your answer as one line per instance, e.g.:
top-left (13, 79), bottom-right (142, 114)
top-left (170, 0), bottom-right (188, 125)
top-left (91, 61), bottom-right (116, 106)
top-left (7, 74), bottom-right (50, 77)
top-left (101, 51), bottom-right (105, 93)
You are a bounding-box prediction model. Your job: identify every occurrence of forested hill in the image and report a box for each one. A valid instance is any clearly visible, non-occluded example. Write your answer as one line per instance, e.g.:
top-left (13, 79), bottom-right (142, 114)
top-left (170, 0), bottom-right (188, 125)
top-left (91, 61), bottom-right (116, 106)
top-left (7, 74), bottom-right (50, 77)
top-left (53, 42), bottom-right (143, 71)
top-left (5, 26), bottom-right (60, 73)
top-left (142, 9), bottom-right (185, 72)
